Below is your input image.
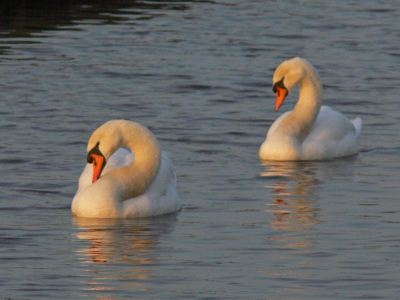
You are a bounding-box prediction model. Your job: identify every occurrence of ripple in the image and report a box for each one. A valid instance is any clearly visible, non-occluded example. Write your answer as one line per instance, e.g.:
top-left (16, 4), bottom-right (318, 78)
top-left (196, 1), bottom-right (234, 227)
top-left (0, 158), bottom-right (28, 164)
top-left (16, 189), bottom-right (61, 195)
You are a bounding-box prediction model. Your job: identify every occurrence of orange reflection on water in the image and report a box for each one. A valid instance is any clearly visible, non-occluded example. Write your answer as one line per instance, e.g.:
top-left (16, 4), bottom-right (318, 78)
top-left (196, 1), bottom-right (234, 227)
top-left (73, 216), bottom-right (177, 297)
top-left (261, 161), bottom-right (321, 251)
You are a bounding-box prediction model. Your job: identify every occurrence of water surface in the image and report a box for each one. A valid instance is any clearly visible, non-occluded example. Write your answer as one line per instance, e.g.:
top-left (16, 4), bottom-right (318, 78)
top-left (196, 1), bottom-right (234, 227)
top-left (1, 0), bottom-right (400, 299)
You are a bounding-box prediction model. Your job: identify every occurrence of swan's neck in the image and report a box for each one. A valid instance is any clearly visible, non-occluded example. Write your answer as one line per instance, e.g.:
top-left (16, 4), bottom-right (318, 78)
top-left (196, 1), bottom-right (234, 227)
top-left (106, 124), bottom-right (161, 200)
top-left (289, 73), bottom-right (322, 141)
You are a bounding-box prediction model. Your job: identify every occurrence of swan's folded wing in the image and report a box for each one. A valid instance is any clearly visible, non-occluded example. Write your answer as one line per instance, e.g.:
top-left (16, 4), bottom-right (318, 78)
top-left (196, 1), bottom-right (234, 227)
top-left (122, 151), bottom-right (181, 218)
top-left (267, 111), bottom-right (292, 138)
top-left (303, 106), bottom-right (359, 159)
top-left (308, 106), bottom-right (356, 142)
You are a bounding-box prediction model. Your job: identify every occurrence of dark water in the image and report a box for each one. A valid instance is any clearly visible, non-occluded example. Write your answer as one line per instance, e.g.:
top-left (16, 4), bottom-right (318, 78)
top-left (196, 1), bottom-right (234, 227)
top-left (1, 0), bottom-right (400, 299)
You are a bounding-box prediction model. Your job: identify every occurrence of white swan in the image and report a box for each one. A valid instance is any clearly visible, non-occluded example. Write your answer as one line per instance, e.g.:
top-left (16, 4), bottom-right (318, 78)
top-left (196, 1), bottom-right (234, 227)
top-left (259, 57), bottom-right (362, 161)
top-left (72, 120), bottom-right (181, 218)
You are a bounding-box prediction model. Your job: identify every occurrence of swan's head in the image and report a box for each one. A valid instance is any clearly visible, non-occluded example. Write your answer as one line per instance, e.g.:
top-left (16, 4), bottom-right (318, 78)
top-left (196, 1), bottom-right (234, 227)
top-left (272, 57), bottom-right (310, 111)
top-left (86, 120), bottom-right (125, 183)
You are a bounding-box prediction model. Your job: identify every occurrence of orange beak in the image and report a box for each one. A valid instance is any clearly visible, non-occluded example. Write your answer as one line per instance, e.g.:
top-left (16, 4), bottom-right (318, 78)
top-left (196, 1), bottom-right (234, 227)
top-left (275, 87), bottom-right (288, 111)
top-left (91, 154), bottom-right (105, 183)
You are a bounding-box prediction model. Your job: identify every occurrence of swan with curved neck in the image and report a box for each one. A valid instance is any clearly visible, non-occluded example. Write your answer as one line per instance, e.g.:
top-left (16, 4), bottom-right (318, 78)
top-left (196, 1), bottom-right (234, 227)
top-left (72, 120), bottom-right (181, 218)
top-left (259, 57), bottom-right (362, 161)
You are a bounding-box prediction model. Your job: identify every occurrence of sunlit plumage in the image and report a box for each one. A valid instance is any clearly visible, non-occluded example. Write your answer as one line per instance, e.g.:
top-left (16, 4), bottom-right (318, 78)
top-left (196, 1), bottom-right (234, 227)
top-left (259, 57), bottom-right (362, 161)
top-left (72, 120), bottom-right (181, 218)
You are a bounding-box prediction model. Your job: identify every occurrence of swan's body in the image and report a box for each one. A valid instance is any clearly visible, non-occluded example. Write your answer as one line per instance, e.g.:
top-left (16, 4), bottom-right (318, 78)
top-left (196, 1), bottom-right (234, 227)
top-left (72, 120), bottom-right (181, 218)
top-left (259, 57), bottom-right (362, 161)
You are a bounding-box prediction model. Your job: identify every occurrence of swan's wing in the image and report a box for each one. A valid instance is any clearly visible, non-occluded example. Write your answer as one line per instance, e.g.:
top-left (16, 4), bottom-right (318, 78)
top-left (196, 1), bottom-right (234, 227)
top-left (122, 151), bottom-right (181, 218)
top-left (303, 106), bottom-right (360, 159)
top-left (267, 110), bottom-right (292, 138)
top-left (104, 147), bottom-right (134, 172)
top-left (146, 151), bottom-right (177, 197)
top-left (308, 106), bottom-right (356, 142)
top-left (352, 116), bottom-right (363, 138)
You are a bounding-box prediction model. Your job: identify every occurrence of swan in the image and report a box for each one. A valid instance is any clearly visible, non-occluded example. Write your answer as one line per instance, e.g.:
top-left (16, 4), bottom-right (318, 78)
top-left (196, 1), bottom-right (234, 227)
top-left (259, 57), bottom-right (362, 161)
top-left (71, 120), bottom-right (181, 218)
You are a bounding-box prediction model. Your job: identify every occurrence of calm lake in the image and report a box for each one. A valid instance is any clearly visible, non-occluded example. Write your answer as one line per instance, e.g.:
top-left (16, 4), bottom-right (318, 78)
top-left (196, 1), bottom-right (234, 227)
top-left (1, 0), bottom-right (399, 299)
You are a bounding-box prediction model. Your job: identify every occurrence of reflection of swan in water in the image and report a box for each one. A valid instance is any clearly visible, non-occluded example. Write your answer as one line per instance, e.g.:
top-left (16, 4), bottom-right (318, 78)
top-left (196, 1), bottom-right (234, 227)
top-left (262, 161), bottom-right (321, 234)
top-left (73, 215), bottom-right (178, 295)
top-left (262, 158), bottom-right (357, 249)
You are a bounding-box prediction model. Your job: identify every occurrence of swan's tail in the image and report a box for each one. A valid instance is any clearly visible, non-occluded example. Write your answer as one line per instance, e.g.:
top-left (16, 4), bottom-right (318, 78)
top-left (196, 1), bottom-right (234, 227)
top-left (352, 117), bottom-right (362, 138)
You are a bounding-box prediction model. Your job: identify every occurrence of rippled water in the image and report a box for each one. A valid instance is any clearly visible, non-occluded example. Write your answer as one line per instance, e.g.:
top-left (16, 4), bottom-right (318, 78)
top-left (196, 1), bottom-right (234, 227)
top-left (1, 0), bottom-right (400, 299)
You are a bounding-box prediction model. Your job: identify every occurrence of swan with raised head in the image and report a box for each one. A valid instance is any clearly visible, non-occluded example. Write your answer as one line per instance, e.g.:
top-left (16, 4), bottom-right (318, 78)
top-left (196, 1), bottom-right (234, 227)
top-left (72, 120), bottom-right (181, 218)
top-left (259, 57), bottom-right (362, 161)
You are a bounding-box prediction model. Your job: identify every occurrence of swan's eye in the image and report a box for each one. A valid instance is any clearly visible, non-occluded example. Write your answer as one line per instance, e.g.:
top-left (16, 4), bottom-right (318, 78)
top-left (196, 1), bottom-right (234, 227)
top-left (87, 155), bottom-right (93, 164)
